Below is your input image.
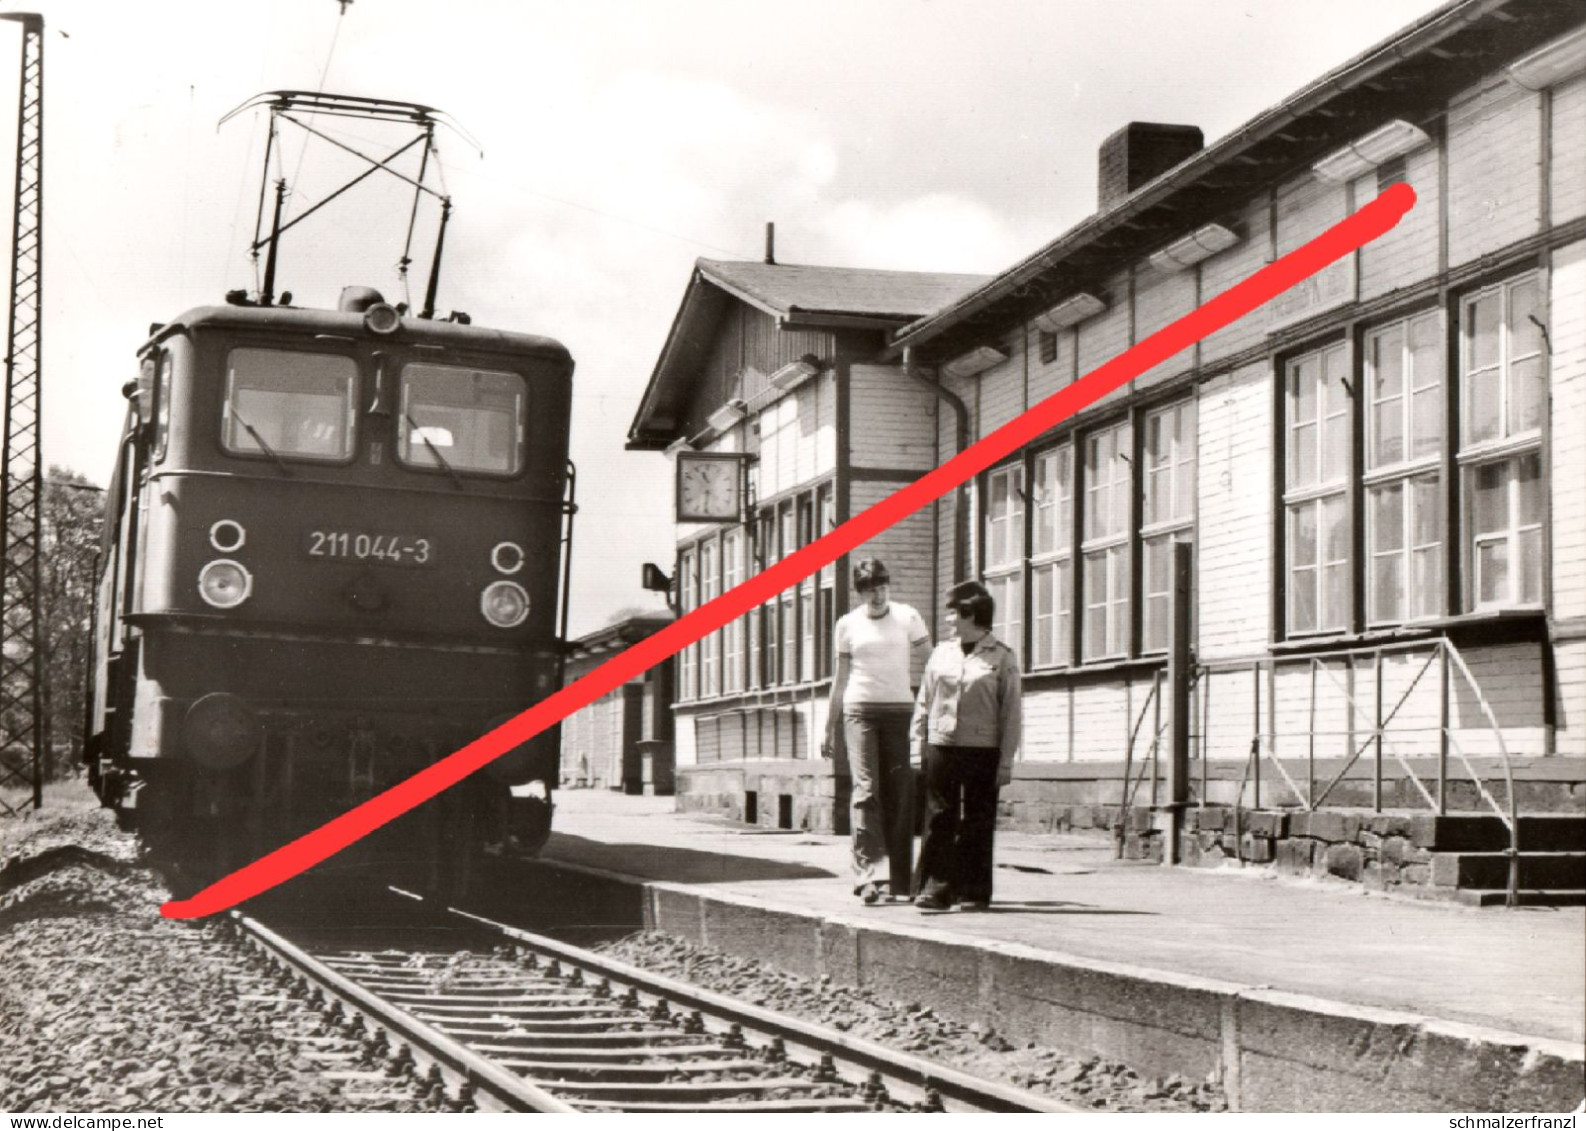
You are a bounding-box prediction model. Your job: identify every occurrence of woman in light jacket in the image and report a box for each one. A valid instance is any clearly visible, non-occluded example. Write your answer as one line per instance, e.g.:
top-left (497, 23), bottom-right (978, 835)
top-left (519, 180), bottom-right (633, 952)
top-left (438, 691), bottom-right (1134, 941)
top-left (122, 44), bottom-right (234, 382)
top-left (910, 581), bottom-right (1022, 912)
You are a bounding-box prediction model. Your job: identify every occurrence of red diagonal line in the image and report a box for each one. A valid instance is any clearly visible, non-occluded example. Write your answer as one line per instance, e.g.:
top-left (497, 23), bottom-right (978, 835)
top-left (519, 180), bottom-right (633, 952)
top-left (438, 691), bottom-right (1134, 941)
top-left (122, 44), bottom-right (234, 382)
top-left (162, 182), bottom-right (1416, 918)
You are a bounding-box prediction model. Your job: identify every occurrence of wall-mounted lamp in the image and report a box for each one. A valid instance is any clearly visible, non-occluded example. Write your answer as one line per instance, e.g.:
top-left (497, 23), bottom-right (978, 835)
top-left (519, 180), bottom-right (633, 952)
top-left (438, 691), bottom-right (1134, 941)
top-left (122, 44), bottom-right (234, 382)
top-left (1312, 119), bottom-right (1431, 183)
top-left (769, 354), bottom-right (822, 393)
top-left (706, 398), bottom-right (748, 433)
top-left (664, 436), bottom-right (694, 459)
top-left (1032, 293), bottom-right (1106, 333)
top-left (1148, 223), bottom-right (1240, 272)
top-left (941, 345), bottom-right (1010, 380)
top-left (1507, 25), bottom-right (1586, 91)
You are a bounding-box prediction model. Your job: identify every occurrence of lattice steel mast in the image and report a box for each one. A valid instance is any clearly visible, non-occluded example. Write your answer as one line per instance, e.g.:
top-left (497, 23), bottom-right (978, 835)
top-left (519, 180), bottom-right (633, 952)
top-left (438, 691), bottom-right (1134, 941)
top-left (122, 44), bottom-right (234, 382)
top-left (0, 13), bottom-right (44, 815)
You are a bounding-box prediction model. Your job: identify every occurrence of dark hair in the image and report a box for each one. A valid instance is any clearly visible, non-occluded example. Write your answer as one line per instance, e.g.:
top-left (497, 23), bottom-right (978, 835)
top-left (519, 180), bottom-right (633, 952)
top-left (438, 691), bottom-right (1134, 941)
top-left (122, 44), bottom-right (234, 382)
top-left (852, 558), bottom-right (890, 592)
top-left (946, 580), bottom-right (994, 629)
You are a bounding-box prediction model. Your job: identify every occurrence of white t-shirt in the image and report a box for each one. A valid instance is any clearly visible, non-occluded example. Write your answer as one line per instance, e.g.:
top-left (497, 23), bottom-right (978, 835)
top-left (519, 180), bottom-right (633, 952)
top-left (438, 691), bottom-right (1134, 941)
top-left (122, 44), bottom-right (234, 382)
top-left (834, 602), bottom-right (930, 705)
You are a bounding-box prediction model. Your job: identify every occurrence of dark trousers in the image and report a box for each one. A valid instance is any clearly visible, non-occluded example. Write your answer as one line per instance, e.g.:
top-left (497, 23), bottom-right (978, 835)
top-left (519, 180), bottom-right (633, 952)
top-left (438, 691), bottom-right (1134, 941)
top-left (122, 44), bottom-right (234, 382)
top-left (915, 744), bottom-right (1000, 904)
top-left (843, 706), bottom-right (915, 893)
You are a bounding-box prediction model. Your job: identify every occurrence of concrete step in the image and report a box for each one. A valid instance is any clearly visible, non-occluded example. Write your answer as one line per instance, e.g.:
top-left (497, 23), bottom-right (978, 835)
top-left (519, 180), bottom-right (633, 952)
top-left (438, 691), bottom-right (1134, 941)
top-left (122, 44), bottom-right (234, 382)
top-left (1454, 888), bottom-right (1586, 908)
top-left (1429, 850), bottom-right (1586, 891)
top-left (1415, 813), bottom-right (1585, 853)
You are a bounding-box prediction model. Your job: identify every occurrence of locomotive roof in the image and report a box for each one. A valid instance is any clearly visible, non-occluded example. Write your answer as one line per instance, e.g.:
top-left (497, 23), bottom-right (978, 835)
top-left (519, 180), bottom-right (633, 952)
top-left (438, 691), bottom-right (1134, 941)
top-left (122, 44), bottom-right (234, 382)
top-left (142, 302), bottom-right (573, 365)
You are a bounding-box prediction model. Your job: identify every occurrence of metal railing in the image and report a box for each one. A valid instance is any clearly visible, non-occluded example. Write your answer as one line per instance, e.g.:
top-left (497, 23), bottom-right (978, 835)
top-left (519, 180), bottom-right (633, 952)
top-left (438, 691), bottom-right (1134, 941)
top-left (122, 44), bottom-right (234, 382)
top-left (1196, 637), bottom-right (1522, 905)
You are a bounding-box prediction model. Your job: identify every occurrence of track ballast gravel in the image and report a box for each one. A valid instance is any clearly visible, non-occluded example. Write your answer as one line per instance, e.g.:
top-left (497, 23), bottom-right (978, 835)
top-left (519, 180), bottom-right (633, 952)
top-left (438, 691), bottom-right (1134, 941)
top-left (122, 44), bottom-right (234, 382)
top-left (0, 783), bottom-right (445, 1114)
top-left (595, 932), bottom-right (1227, 1112)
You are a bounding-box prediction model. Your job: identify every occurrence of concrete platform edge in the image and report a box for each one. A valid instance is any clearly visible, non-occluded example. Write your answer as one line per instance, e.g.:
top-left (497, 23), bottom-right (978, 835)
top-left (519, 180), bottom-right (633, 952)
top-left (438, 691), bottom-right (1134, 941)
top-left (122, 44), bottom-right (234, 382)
top-left (529, 856), bottom-right (1586, 1113)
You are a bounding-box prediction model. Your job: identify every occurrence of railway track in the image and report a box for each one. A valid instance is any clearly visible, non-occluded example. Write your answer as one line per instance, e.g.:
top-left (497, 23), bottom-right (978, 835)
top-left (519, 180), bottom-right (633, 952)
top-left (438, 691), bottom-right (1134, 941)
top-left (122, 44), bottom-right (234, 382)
top-left (235, 890), bottom-right (1076, 1113)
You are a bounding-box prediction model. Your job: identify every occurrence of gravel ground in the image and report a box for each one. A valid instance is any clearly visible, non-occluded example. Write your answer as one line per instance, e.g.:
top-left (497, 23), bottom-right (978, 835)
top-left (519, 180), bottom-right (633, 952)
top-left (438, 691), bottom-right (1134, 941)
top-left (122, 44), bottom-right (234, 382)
top-left (596, 932), bottom-right (1228, 1113)
top-left (0, 780), bottom-right (449, 1114)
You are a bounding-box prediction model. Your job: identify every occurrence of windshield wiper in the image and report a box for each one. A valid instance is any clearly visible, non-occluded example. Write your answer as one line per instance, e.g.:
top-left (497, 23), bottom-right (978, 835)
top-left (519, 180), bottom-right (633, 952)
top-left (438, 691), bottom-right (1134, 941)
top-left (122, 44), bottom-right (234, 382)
top-left (229, 406), bottom-right (292, 476)
top-left (405, 412), bottom-right (463, 489)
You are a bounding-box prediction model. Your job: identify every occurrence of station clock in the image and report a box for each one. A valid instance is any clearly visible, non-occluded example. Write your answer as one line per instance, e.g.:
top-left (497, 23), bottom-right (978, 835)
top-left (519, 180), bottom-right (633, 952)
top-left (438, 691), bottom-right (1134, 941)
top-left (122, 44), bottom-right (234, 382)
top-left (675, 451), bottom-right (744, 523)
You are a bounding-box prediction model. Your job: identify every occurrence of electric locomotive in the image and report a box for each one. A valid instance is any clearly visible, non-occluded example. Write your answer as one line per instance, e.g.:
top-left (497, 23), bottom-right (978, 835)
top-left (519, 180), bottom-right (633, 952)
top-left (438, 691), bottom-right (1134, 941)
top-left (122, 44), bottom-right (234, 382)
top-left (85, 285), bottom-right (575, 887)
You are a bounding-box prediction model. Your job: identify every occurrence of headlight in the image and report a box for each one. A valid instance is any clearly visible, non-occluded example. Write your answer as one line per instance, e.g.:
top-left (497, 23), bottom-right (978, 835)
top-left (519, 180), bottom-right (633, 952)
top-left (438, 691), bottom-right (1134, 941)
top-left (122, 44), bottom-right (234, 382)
top-left (209, 519), bottom-right (246, 553)
top-left (481, 580), bottom-right (529, 628)
top-left (198, 559), bottom-right (253, 609)
top-left (364, 303), bottom-right (401, 335)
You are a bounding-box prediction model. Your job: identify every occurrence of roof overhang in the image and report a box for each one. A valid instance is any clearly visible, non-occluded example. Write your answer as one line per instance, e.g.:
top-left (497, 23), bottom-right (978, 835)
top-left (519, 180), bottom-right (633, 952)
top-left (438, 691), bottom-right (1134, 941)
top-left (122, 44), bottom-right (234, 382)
top-left (885, 0), bottom-right (1581, 363)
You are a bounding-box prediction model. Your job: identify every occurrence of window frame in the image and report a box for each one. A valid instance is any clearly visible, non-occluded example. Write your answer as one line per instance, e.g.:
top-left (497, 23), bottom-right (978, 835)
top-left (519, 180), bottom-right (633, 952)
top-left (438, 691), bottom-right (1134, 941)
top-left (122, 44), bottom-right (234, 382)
top-left (1282, 340), bottom-right (1352, 637)
top-left (1029, 441), bottom-right (1074, 670)
top-left (1080, 419), bottom-right (1132, 662)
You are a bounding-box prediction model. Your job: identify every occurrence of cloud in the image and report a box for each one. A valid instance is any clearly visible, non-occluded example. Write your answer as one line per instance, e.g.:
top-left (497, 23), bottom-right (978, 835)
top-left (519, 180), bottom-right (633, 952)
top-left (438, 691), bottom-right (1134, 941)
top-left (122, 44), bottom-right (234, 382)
top-left (809, 193), bottom-right (1029, 274)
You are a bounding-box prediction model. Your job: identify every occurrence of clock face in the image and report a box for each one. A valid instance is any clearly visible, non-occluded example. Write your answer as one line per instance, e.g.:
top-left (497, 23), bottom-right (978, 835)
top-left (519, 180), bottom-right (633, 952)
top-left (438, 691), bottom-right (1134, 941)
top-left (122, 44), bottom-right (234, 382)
top-left (676, 454), bottom-right (741, 522)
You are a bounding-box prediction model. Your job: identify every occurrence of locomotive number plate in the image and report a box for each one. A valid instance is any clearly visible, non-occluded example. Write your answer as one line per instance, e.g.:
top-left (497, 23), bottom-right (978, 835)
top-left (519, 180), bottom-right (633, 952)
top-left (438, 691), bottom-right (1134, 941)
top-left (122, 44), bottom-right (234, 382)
top-left (305, 530), bottom-right (434, 566)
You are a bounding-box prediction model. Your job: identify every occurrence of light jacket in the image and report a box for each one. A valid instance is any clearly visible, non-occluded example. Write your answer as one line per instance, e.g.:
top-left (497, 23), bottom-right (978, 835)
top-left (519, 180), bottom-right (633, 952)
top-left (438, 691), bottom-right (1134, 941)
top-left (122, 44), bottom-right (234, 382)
top-left (910, 633), bottom-right (1022, 766)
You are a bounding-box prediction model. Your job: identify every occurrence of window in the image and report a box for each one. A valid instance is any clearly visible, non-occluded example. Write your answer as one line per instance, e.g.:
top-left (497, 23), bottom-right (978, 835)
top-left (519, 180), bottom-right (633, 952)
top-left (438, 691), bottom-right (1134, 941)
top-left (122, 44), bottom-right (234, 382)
top-left (1030, 443), bottom-right (1073, 668)
top-left (153, 353), bottom-right (173, 461)
top-left (722, 529), bottom-right (744, 694)
top-left (1082, 422), bottom-right (1130, 660)
top-left (398, 364), bottom-right (526, 476)
top-left (1460, 274), bottom-right (1545, 611)
top-left (678, 547), bottom-right (697, 701)
top-left (816, 484), bottom-right (836, 679)
top-left (778, 501), bottom-right (797, 683)
top-left (983, 463), bottom-right (1024, 655)
top-left (223, 348), bottom-right (356, 463)
top-left (1141, 401), bottom-right (1195, 652)
top-left (1365, 312), bottom-right (1443, 625)
top-left (699, 537), bottom-right (719, 698)
top-left (1038, 330), bottom-right (1058, 365)
top-left (1284, 342), bottom-right (1350, 634)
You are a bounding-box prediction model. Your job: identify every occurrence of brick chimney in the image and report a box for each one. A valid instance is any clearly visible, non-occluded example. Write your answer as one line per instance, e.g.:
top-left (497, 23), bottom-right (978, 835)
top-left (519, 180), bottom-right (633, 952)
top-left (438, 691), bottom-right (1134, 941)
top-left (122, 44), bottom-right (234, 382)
top-left (1098, 122), bottom-right (1204, 211)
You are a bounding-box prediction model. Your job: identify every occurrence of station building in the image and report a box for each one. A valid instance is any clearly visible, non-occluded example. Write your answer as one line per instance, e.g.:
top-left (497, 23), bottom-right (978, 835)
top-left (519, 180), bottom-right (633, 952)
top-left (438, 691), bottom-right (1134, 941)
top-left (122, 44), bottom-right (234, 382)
top-left (628, 0), bottom-right (1586, 896)
top-left (560, 613), bottom-right (674, 793)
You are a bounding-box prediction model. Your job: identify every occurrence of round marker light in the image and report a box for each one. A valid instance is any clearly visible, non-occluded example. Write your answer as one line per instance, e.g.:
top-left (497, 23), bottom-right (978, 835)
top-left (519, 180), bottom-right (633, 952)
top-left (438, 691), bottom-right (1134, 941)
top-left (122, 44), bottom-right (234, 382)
top-left (363, 302), bottom-right (402, 335)
top-left (198, 559), bottom-right (253, 609)
top-left (481, 580), bottom-right (529, 628)
top-left (491, 541), bottom-right (525, 575)
top-left (210, 519), bottom-right (246, 553)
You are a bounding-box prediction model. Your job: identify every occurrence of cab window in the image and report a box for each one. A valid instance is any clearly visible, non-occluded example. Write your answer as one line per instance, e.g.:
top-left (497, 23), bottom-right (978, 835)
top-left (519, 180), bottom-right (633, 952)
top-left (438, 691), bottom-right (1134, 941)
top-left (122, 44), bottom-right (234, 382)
top-left (221, 348), bottom-right (357, 463)
top-left (152, 352), bottom-right (173, 461)
top-left (397, 363), bottom-right (526, 476)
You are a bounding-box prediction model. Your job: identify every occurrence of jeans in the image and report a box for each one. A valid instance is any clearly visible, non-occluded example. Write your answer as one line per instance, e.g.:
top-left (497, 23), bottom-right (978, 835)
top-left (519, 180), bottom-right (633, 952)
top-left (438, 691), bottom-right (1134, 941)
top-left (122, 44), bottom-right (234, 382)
top-left (915, 744), bottom-right (1000, 904)
top-left (844, 704), bottom-right (914, 892)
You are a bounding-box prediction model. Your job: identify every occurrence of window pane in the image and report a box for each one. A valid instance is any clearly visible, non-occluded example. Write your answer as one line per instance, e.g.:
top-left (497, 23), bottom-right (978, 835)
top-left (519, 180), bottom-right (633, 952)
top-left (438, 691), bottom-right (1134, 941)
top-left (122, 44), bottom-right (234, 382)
top-left (1323, 561), bottom-right (1349, 630)
top-left (1371, 484), bottom-right (1404, 552)
top-left (1411, 386), bottom-right (1441, 460)
top-left (1472, 463), bottom-right (1508, 535)
top-left (399, 364), bottom-right (525, 475)
top-left (1477, 539), bottom-right (1508, 606)
top-left (1411, 474), bottom-right (1442, 548)
top-left (1372, 553), bottom-right (1403, 624)
top-left (1323, 494), bottom-right (1349, 565)
top-left (1516, 452), bottom-right (1543, 526)
top-left (1291, 357), bottom-right (1317, 424)
top-left (1033, 566), bottom-right (1053, 666)
top-left (1372, 326), bottom-right (1405, 398)
top-left (1469, 292), bottom-right (1501, 371)
top-left (225, 349), bottom-right (357, 462)
top-left (1510, 354), bottom-right (1545, 435)
top-left (1510, 279), bottom-right (1543, 359)
top-left (1466, 369), bottom-right (1501, 444)
top-left (1373, 398), bottom-right (1404, 467)
top-left (1518, 527), bottom-right (1542, 604)
top-left (1291, 421), bottom-right (1317, 486)
top-left (1411, 545), bottom-right (1442, 620)
top-left (1291, 567), bottom-right (1317, 633)
top-left (1291, 503), bottom-right (1317, 569)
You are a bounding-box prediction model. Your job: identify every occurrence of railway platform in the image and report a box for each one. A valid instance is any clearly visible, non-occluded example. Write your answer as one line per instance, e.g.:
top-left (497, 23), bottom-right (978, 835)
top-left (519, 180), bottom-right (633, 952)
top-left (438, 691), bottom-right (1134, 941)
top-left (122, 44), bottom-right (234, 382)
top-left (526, 788), bottom-right (1585, 1112)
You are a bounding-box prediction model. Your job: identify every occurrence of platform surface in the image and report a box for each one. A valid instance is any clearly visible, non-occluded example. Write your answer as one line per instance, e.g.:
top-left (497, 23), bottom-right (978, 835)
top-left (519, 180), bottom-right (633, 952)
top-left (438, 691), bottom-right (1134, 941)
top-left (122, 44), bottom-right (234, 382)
top-left (542, 788), bottom-right (1585, 1046)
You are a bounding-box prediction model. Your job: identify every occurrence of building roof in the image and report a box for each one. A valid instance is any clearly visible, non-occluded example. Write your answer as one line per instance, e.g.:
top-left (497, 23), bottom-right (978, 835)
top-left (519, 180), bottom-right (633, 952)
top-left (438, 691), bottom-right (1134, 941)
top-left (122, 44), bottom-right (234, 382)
top-left (696, 259), bottom-right (989, 325)
top-left (627, 259), bottom-right (987, 449)
top-left (886, 0), bottom-right (1584, 363)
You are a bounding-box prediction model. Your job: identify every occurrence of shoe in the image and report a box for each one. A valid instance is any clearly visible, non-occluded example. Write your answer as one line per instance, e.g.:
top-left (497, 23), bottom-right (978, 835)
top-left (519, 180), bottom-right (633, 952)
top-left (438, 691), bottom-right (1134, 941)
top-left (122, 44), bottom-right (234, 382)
top-left (960, 900), bottom-right (991, 912)
top-left (915, 893), bottom-right (951, 912)
top-left (859, 882), bottom-right (885, 905)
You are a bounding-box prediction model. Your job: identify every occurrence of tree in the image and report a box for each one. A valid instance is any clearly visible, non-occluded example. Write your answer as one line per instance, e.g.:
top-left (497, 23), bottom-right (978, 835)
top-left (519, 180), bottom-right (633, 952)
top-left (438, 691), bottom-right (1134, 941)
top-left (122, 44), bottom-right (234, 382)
top-left (36, 466), bottom-right (104, 779)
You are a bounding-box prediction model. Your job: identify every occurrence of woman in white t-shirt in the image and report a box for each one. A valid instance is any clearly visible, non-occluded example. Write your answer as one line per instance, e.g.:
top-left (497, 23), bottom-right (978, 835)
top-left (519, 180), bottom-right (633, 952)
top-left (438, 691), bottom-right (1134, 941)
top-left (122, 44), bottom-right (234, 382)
top-left (822, 558), bottom-right (931, 904)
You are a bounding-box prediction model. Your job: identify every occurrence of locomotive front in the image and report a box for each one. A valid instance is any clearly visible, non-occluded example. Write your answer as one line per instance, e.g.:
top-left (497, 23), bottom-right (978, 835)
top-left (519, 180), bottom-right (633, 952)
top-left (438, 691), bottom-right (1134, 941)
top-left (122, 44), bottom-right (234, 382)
top-left (88, 288), bottom-right (575, 885)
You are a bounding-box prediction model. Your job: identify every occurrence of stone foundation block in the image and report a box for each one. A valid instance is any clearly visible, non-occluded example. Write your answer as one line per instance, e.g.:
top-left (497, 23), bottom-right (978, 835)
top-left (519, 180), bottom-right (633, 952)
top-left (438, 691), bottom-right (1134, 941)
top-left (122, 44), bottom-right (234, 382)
top-left (1324, 843), bottom-right (1364, 881)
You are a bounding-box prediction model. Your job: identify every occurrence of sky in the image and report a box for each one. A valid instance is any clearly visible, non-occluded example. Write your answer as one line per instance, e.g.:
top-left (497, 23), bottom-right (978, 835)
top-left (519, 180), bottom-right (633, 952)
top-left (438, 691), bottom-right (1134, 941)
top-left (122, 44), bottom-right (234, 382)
top-left (0, 0), bottom-right (1450, 637)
